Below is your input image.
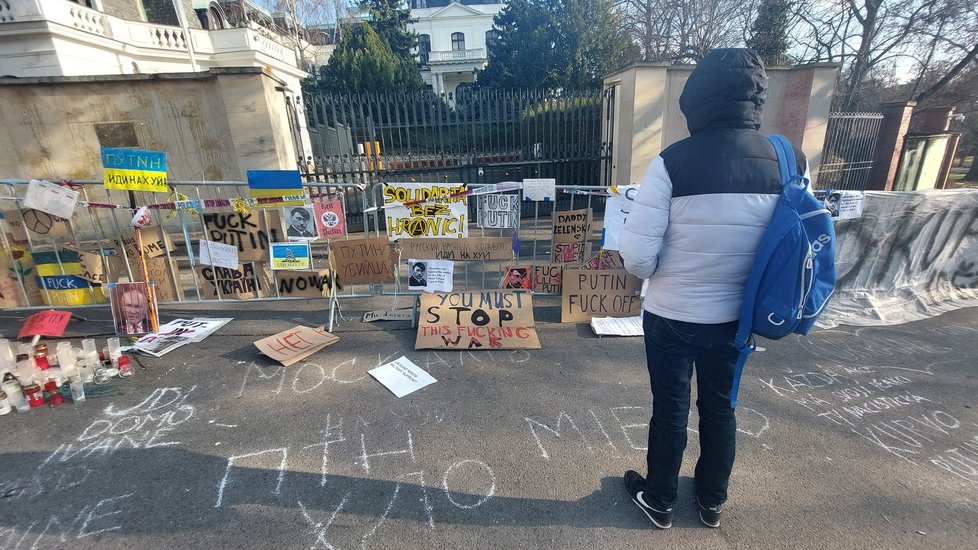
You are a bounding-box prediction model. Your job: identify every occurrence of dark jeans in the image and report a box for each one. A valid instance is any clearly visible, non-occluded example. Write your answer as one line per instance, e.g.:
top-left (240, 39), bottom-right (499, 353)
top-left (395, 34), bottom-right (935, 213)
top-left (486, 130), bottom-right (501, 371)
top-left (642, 311), bottom-right (739, 510)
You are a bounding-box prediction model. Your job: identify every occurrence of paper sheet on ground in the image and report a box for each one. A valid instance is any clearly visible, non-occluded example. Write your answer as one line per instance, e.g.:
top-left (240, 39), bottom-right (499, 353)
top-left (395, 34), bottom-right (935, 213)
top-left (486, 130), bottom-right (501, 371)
top-left (590, 316), bottom-right (644, 336)
top-left (134, 317), bottom-right (232, 357)
top-left (254, 325), bottom-right (339, 366)
top-left (368, 356), bottom-right (437, 398)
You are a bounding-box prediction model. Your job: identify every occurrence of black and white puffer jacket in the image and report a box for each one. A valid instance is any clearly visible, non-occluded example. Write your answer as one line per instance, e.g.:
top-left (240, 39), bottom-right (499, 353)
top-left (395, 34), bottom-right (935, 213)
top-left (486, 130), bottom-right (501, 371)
top-left (618, 48), bottom-right (808, 324)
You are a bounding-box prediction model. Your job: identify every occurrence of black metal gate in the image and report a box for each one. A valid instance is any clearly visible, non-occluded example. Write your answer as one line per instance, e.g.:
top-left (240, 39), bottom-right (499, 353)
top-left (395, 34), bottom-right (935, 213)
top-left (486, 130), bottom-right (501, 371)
top-left (302, 87), bottom-right (614, 188)
top-left (815, 112), bottom-right (884, 191)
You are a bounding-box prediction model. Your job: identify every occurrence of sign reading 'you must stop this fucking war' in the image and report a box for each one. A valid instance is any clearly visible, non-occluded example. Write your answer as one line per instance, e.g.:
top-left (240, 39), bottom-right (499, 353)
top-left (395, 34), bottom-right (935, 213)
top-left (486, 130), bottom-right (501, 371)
top-left (101, 147), bottom-right (169, 193)
top-left (384, 183), bottom-right (468, 240)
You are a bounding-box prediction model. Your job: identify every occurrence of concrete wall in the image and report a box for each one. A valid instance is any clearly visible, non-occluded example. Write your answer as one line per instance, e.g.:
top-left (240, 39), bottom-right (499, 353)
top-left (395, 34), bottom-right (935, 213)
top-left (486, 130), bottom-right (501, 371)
top-left (604, 62), bottom-right (840, 186)
top-left (0, 68), bottom-right (299, 181)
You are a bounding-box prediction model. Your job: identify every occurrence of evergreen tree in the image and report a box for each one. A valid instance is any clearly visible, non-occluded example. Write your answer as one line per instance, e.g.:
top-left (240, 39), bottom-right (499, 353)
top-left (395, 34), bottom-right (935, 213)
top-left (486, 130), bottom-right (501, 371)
top-left (747, 0), bottom-right (792, 66)
top-left (360, 0), bottom-right (417, 60)
top-left (479, 0), bottom-right (564, 88)
top-left (562, 0), bottom-right (639, 88)
top-left (318, 23), bottom-right (424, 93)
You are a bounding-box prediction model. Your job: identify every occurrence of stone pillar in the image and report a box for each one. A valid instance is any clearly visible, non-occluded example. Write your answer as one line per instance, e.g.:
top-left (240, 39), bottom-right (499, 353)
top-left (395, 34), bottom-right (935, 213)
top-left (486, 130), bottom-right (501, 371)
top-left (918, 106), bottom-right (955, 133)
top-left (866, 101), bottom-right (916, 191)
top-left (602, 63), bottom-right (670, 186)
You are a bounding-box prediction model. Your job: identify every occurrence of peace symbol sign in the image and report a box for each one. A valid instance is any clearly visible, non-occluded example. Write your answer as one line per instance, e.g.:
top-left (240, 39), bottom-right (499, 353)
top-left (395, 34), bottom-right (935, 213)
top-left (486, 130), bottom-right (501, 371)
top-left (22, 209), bottom-right (54, 235)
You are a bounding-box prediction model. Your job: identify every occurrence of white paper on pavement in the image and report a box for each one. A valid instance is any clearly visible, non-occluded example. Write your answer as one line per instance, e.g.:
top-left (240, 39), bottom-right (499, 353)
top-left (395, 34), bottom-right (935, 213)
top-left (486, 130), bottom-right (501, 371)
top-left (134, 317), bottom-right (233, 356)
top-left (590, 316), bottom-right (644, 336)
top-left (368, 356), bottom-right (437, 398)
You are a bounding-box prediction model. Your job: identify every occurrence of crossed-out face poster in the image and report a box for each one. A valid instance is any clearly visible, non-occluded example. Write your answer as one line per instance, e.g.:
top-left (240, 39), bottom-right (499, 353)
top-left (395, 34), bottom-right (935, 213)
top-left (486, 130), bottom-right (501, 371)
top-left (384, 183), bottom-right (468, 240)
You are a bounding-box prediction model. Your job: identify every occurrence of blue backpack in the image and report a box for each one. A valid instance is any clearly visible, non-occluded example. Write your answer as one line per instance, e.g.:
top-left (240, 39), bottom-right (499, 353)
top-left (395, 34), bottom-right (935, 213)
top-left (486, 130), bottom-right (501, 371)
top-left (729, 135), bottom-right (837, 408)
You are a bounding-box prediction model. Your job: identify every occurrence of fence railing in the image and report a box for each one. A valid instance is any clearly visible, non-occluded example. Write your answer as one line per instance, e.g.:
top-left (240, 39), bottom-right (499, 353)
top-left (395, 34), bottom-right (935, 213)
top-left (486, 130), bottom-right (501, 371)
top-left (816, 112), bottom-right (884, 191)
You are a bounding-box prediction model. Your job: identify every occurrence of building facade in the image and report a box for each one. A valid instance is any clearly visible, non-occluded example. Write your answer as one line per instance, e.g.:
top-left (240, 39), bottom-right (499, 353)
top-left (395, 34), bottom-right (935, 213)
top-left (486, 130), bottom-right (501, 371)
top-left (408, 0), bottom-right (505, 96)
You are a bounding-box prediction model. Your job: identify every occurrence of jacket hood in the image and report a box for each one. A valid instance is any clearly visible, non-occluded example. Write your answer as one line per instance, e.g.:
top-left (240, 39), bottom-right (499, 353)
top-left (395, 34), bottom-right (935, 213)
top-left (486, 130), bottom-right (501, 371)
top-left (679, 49), bottom-right (767, 134)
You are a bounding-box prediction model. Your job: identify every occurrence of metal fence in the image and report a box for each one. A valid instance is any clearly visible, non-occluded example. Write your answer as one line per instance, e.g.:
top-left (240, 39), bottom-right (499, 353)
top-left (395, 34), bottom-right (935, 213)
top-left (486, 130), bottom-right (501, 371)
top-left (303, 87), bottom-right (615, 189)
top-left (0, 180), bottom-right (613, 324)
top-left (815, 112), bottom-right (884, 191)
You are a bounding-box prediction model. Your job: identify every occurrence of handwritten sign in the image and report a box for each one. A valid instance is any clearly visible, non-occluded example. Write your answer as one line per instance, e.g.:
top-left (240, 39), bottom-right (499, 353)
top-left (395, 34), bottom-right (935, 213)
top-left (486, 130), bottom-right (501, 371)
top-left (60, 247), bottom-right (118, 285)
top-left (3, 210), bottom-right (29, 242)
top-left (331, 237), bottom-right (396, 284)
top-left (477, 194), bottom-right (520, 228)
top-left (275, 269), bottom-right (336, 298)
top-left (247, 170), bottom-right (306, 208)
top-left (522, 179), bottom-right (556, 202)
top-left (398, 237), bottom-right (513, 261)
top-left (197, 262), bottom-right (267, 299)
top-left (602, 185), bottom-right (639, 250)
top-left (561, 268), bottom-right (643, 323)
top-left (363, 309), bottom-right (414, 323)
top-left (384, 183), bottom-right (468, 239)
top-left (23, 179), bottom-right (78, 220)
top-left (101, 147), bottom-right (168, 193)
top-left (198, 240), bottom-right (239, 270)
top-left (270, 242), bottom-right (312, 270)
top-left (532, 263), bottom-right (563, 293)
top-left (407, 259), bottom-right (453, 293)
top-left (314, 200), bottom-right (346, 238)
top-left (416, 290), bottom-right (541, 350)
top-left (114, 226), bottom-right (175, 260)
top-left (368, 356), bottom-right (437, 398)
top-left (254, 325), bottom-right (339, 366)
top-left (21, 208), bottom-right (76, 240)
top-left (552, 208), bottom-right (593, 263)
top-left (17, 309), bottom-right (72, 339)
top-left (140, 256), bottom-right (181, 302)
top-left (203, 211), bottom-right (283, 262)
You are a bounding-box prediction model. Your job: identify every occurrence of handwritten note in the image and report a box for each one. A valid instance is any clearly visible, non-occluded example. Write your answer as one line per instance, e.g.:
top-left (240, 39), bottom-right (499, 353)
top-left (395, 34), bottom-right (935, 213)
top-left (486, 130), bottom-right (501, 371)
top-left (522, 179), bottom-right (556, 202)
top-left (368, 356), bottom-right (437, 398)
top-left (198, 240), bottom-right (239, 270)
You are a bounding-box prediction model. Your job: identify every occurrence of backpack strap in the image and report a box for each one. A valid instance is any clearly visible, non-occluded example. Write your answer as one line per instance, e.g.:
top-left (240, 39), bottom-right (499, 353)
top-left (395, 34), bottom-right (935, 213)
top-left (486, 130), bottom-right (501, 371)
top-left (729, 134), bottom-right (798, 409)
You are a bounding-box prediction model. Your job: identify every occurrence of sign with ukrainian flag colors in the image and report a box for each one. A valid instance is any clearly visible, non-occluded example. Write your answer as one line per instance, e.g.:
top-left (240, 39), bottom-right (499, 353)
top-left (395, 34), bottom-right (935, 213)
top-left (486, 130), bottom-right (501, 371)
top-left (247, 170), bottom-right (306, 208)
top-left (101, 148), bottom-right (169, 193)
top-left (270, 242), bottom-right (312, 271)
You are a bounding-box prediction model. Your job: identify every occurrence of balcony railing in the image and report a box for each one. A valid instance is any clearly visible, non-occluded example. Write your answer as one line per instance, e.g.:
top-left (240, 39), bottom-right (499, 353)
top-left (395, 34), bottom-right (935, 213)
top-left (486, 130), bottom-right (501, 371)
top-left (427, 48), bottom-right (486, 63)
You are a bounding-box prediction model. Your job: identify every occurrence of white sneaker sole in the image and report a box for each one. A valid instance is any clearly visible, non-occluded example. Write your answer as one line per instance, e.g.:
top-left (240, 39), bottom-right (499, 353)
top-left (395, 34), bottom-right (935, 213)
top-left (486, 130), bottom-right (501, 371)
top-left (631, 497), bottom-right (672, 529)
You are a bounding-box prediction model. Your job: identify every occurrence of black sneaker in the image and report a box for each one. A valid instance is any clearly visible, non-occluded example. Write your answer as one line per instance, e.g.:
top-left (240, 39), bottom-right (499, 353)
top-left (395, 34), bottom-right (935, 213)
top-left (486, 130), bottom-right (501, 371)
top-left (696, 497), bottom-right (722, 528)
top-left (622, 470), bottom-right (673, 529)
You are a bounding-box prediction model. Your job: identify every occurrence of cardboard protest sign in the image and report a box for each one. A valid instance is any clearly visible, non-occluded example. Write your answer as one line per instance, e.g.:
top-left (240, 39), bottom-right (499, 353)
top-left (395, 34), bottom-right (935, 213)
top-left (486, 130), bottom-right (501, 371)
top-left (17, 310), bottom-right (71, 339)
top-left (368, 356), bottom-right (437, 398)
top-left (61, 247), bottom-right (124, 285)
top-left (384, 183), bottom-right (468, 239)
top-left (1, 245), bottom-right (41, 306)
top-left (20, 208), bottom-right (76, 240)
top-left (580, 250), bottom-right (623, 270)
top-left (23, 179), bottom-right (79, 220)
top-left (532, 263), bottom-right (563, 293)
top-left (247, 170), bottom-right (306, 208)
top-left (416, 290), bottom-right (541, 350)
top-left (255, 325), bottom-right (339, 366)
top-left (501, 266), bottom-right (532, 290)
top-left (407, 259), bottom-right (453, 293)
top-left (101, 147), bottom-right (168, 193)
top-left (197, 262), bottom-right (268, 299)
top-left (398, 237), bottom-right (513, 261)
top-left (561, 268), bottom-right (643, 323)
top-left (0, 252), bottom-right (26, 308)
top-left (331, 237), bottom-right (396, 284)
top-left (283, 205), bottom-right (317, 241)
top-left (270, 242), bottom-right (312, 270)
top-left (552, 208), bottom-right (593, 263)
top-left (198, 240), bottom-right (239, 270)
top-left (3, 211), bottom-right (29, 243)
top-left (140, 256), bottom-right (181, 302)
top-left (477, 193), bottom-right (521, 228)
top-left (522, 179), bottom-right (556, 202)
top-left (114, 225), bottom-right (175, 260)
top-left (275, 269), bottom-right (336, 298)
top-left (602, 185), bottom-right (639, 250)
top-left (314, 200), bottom-right (346, 238)
top-left (203, 211), bottom-right (284, 262)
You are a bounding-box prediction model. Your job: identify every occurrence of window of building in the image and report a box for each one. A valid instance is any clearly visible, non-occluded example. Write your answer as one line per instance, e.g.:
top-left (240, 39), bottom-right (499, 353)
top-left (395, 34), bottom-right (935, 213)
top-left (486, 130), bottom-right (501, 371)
top-left (418, 34), bottom-right (431, 64)
top-left (451, 32), bottom-right (465, 52)
top-left (485, 30), bottom-right (500, 50)
top-left (412, 0), bottom-right (428, 8)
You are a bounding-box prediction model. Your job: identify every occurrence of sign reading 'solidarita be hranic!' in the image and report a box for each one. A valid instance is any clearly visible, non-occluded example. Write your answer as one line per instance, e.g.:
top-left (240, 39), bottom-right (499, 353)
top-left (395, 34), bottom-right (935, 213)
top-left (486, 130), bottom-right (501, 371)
top-left (101, 147), bottom-right (168, 193)
top-left (384, 183), bottom-right (468, 239)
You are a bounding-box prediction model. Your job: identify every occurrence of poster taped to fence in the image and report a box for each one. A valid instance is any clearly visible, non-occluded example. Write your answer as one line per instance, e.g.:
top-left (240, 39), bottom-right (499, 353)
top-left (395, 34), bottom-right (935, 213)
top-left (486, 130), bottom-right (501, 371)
top-left (270, 242), bottom-right (312, 270)
top-left (23, 179), bottom-right (79, 220)
top-left (533, 263), bottom-right (564, 293)
top-left (602, 185), bottom-right (640, 250)
top-left (398, 237), bottom-right (513, 261)
top-left (203, 211), bottom-right (284, 262)
top-left (101, 147), bottom-right (169, 193)
top-left (384, 183), bottom-right (468, 240)
top-left (561, 268), bottom-right (643, 323)
top-left (198, 240), bottom-right (239, 270)
top-left (314, 200), bottom-right (346, 238)
top-left (275, 269), bottom-right (336, 298)
top-left (196, 262), bottom-right (268, 299)
top-left (477, 194), bottom-right (521, 228)
top-left (552, 208), bottom-right (593, 263)
top-left (20, 208), bottom-right (76, 240)
top-left (247, 169), bottom-right (306, 208)
top-left (522, 179), bottom-right (556, 202)
top-left (416, 290), bottom-right (541, 350)
top-left (331, 237), bottom-right (397, 284)
top-left (407, 259), bottom-right (453, 293)
top-left (113, 225), bottom-right (175, 260)
top-left (816, 190), bottom-right (865, 220)
top-left (500, 266), bottom-right (532, 290)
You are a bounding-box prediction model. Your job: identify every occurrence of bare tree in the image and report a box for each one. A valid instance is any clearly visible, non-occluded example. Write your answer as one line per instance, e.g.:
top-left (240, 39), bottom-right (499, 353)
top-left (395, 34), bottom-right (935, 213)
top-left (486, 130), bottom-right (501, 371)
top-left (617, 0), bottom-right (749, 62)
top-left (255, 0), bottom-right (350, 70)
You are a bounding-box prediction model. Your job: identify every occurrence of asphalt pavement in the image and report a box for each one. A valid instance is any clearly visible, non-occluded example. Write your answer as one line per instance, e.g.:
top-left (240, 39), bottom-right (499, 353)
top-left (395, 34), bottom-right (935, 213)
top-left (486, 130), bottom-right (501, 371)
top-left (0, 297), bottom-right (976, 549)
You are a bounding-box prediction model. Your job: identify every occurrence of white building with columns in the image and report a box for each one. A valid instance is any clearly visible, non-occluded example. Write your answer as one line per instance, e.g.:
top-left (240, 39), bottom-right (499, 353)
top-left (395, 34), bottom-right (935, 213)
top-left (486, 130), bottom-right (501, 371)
top-left (408, 0), bottom-right (506, 96)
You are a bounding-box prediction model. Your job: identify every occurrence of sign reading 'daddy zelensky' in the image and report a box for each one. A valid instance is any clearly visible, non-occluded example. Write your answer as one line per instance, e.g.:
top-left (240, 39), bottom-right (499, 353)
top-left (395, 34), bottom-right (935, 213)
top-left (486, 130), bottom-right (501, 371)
top-left (101, 147), bottom-right (169, 193)
top-left (416, 290), bottom-right (541, 350)
top-left (384, 183), bottom-right (468, 240)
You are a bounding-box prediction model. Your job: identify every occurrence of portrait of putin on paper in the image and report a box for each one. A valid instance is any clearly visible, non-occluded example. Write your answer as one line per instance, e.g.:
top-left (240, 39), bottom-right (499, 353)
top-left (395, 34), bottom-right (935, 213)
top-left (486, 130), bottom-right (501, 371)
top-left (110, 281), bottom-right (158, 336)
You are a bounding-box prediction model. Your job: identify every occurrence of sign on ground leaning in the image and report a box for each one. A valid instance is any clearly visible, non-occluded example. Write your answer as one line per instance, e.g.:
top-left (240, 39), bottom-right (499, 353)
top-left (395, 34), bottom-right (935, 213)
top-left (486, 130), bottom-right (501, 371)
top-left (417, 290), bottom-right (541, 350)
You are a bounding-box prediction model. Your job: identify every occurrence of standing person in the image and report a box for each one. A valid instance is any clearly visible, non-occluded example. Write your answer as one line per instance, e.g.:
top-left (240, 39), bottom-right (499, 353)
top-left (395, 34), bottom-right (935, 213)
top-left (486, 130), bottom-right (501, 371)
top-left (617, 48), bottom-right (808, 529)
